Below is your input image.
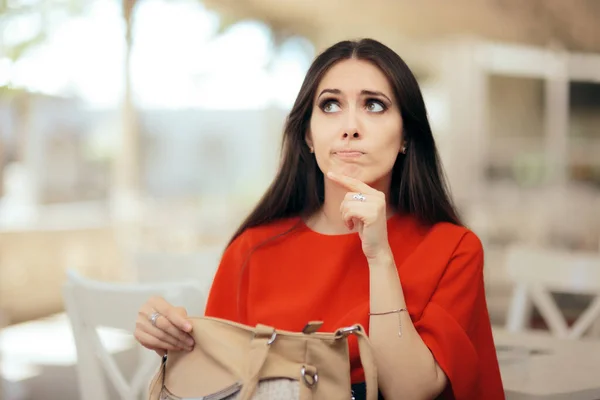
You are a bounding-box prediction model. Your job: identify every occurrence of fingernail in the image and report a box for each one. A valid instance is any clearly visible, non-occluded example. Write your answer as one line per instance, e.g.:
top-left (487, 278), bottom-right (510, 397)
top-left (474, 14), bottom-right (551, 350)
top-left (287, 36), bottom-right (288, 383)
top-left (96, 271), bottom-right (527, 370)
top-left (187, 339), bottom-right (195, 346)
top-left (184, 323), bottom-right (192, 331)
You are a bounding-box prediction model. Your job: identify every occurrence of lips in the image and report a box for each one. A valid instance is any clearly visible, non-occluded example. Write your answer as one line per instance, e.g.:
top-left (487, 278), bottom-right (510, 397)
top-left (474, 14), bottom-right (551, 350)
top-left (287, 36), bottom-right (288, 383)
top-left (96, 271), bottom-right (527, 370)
top-left (333, 150), bottom-right (364, 158)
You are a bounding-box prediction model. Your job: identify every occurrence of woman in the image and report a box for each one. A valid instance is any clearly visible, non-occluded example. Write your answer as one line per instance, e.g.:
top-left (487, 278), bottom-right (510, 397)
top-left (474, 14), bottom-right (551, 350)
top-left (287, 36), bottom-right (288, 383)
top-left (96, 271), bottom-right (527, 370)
top-left (134, 38), bottom-right (504, 400)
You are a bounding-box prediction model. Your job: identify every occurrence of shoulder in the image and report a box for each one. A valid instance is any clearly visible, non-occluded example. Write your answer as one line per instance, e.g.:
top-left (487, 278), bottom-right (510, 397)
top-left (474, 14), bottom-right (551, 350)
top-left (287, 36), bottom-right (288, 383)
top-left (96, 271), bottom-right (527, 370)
top-left (428, 222), bottom-right (483, 257)
top-left (395, 214), bottom-right (483, 257)
top-left (396, 216), bottom-right (484, 275)
top-left (426, 223), bottom-right (485, 282)
top-left (395, 218), bottom-right (485, 316)
top-left (216, 217), bottom-right (302, 275)
top-left (226, 217), bottom-right (302, 253)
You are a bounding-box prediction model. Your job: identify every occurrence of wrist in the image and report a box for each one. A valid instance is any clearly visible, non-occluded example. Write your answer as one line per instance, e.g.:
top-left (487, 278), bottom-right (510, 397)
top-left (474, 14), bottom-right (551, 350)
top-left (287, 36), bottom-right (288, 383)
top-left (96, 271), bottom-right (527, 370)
top-left (366, 246), bottom-right (394, 267)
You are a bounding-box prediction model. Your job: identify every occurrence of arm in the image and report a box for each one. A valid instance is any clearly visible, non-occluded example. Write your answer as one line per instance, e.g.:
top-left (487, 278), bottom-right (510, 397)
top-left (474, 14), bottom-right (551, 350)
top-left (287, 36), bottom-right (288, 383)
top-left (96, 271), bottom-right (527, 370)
top-left (368, 250), bottom-right (448, 400)
top-left (204, 233), bottom-right (251, 323)
top-left (325, 172), bottom-right (500, 400)
top-left (369, 231), bottom-right (490, 400)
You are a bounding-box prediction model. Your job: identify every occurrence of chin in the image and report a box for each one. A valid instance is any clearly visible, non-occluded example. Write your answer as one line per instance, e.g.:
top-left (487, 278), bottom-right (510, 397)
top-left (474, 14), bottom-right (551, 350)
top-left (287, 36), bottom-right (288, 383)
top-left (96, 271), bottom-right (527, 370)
top-left (363, 172), bottom-right (391, 188)
top-left (351, 172), bottom-right (381, 186)
top-left (329, 162), bottom-right (364, 179)
top-left (326, 162), bottom-right (390, 185)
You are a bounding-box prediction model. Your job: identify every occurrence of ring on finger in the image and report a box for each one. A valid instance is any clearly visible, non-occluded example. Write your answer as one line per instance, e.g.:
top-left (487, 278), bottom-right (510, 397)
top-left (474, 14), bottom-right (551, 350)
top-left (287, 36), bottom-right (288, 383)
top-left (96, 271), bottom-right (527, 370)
top-left (149, 311), bottom-right (162, 327)
top-left (352, 193), bottom-right (366, 202)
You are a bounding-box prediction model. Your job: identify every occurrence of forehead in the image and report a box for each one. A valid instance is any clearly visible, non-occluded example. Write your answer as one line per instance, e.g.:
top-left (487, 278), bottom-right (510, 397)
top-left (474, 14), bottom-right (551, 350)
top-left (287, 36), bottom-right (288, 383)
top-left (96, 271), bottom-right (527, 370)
top-left (316, 59), bottom-right (393, 95)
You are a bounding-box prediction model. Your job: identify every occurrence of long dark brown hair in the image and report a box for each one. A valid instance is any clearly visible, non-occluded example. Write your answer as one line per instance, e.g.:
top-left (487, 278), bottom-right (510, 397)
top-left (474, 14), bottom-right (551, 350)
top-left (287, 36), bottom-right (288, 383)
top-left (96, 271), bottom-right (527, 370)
top-left (229, 38), bottom-right (461, 245)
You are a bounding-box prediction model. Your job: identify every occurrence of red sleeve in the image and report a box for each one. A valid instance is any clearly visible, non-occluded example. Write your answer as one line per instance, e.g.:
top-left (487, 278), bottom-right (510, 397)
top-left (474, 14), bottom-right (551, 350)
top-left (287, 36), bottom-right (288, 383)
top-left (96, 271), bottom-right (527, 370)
top-left (204, 233), bottom-right (251, 323)
top-left (414, 232), bottom-right (504, 400)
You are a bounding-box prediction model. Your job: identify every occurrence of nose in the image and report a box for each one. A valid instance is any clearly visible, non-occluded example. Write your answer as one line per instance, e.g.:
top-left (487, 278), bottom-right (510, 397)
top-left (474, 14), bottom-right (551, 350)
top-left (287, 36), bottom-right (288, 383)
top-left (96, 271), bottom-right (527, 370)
top-left (341, 110), bottom-right (361, 140)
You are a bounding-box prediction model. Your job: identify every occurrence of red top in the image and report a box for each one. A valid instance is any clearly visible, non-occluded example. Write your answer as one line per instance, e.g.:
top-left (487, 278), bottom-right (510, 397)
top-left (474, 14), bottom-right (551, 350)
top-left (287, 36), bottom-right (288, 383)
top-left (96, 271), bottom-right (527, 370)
top-left (205, 213), bottom-right (505, 399)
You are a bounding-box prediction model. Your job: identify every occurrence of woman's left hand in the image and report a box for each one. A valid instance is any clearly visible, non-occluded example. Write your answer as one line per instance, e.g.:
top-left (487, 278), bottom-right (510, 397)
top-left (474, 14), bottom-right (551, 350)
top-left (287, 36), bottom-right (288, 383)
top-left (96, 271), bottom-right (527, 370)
top-left (327, 171), bottom-right (392, 261)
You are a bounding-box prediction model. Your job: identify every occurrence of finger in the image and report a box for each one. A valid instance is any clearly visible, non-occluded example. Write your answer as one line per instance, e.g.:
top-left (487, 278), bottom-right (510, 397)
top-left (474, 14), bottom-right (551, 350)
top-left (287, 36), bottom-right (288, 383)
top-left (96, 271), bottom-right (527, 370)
top-left (341, 202), bottom-right (378, 228)
top-left (164, 307), bottom-right (193, 333)
top-left (136, 318), bottom-right (193, 351)
top-left (139, 304), bottom-right (194, 344)
top-left (138, 307), bottom-right (194, 346)
top-left (342, 191), bottom-right (374, 206)
top-left (340, 200), bottom-right (358, 231)
top-left (147, 298), bottom-right (193, 333)
top-left (172, 306), bottom-right (188, 318)
top-left (153, 314), bottom-right (195, 348)
top-left (136, 320), bottom-right (183, 350)
top-left (341, 206), bottom-right (363, 231)
top-left (341, 209), bottom-right (358, 231)
top-left (134, 329), bottom-right (183, 353)
top-left (347, 217), bottom-right (355, 231)
top-left (341, 193), bottom-right (385, 217)
top-left (340, 197), bottom-right (376, 217)
top-left (327, 171), bottom-right (375, 194)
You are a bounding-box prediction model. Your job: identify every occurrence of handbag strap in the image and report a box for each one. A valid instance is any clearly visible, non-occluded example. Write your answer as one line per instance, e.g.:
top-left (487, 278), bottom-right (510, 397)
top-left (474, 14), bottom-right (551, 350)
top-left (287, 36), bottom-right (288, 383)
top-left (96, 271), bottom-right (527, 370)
top-left (238, 325), bottom-right (276, 400)
top-left (354, 328), bottom-right (379, 400)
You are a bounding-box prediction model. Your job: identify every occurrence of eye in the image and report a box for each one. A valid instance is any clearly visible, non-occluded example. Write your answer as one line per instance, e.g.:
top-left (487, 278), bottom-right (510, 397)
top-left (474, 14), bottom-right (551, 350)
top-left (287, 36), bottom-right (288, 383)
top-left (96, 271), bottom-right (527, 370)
top-left (320, 99), bottom-right (341, 113)
top-left (366, 99), bottom-right (386, 113)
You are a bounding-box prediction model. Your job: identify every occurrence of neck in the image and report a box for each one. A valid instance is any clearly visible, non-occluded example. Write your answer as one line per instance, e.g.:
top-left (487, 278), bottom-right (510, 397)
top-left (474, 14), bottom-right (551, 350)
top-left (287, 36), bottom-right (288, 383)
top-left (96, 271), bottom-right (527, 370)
top-left (307, 175), bottom-right (395, 235)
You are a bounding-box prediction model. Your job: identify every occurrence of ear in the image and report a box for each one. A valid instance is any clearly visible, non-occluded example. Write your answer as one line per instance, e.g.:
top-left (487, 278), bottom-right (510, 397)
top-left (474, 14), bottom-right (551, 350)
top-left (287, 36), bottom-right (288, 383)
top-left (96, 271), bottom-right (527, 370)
top-left (305, 131), bottom-right (314, 150)
top-left (400, 130), bottom-right (408, 154)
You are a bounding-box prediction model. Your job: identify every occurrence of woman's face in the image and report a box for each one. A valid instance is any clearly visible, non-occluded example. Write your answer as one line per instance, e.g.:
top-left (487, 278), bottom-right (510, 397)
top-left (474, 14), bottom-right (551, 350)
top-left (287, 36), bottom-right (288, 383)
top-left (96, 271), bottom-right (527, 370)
top-left (307, 58), bottom-right (404, 185)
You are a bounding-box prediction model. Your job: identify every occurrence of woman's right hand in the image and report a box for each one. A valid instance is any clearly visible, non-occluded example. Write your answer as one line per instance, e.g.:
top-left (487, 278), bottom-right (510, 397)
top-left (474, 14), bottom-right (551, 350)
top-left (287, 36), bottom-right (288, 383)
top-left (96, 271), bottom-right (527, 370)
top-left (134, 296), bottom-right (195, 356)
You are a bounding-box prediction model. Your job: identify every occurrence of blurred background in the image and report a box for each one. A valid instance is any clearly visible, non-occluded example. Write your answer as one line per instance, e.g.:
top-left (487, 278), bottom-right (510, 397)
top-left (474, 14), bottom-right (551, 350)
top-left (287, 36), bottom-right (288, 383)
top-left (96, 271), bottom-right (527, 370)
top-left (1, 0), bottom-right (599, 399)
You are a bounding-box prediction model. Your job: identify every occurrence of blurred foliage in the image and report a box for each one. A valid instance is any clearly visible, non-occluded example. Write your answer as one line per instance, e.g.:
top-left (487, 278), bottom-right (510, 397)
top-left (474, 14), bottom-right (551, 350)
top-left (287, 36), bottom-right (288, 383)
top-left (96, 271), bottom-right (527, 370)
top-left (4, 33), bottom-right (47, 61)
top-left (0, 0), bottom-right (89, 79)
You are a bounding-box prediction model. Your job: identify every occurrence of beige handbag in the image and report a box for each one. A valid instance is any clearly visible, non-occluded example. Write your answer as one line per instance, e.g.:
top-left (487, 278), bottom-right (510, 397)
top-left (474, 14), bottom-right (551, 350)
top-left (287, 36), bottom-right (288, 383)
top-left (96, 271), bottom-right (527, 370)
top-left (149, 317), bottom-right (378, 400)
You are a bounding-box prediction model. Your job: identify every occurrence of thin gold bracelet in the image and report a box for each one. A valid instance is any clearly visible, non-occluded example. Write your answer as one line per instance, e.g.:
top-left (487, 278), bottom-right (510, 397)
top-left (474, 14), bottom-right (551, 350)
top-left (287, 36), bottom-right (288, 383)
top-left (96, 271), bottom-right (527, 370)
top-left (369, 308), bottom-right (408, 337)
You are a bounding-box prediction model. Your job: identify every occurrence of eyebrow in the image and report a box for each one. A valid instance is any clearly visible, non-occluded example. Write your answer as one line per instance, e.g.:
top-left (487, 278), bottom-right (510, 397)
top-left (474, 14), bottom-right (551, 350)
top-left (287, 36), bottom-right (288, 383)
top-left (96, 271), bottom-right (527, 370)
top-left (317, 88), bottom-right (393, 104)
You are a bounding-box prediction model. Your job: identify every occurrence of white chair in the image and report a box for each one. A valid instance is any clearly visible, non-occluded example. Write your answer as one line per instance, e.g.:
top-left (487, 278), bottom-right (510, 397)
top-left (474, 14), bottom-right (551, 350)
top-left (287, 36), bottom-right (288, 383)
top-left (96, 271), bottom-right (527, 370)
top-left (505, 245), bottom-right (600, 339)
top-left (133, 249), bottom-right (222, 293)
top-left (63, 269), bottom-right (205, 400)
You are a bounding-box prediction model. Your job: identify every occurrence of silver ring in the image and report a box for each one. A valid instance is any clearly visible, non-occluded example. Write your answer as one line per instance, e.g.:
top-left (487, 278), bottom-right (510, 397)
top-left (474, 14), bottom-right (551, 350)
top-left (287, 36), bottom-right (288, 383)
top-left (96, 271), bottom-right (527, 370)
top-left (149, 311), bottom-right (161, 327)
top-left (352, 193), bottom-right (366, 202)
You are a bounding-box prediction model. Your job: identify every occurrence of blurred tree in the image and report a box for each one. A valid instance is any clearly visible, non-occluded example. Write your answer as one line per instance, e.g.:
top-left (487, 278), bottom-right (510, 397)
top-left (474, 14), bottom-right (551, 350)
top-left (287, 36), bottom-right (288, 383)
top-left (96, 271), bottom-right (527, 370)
top-left (0, 0), bottom-right (87, 177)
top-left (0, 0), bottom-right (140, 206)
top-left (0, 0), bottom-right (297, 204)
top-left (116, 0), bottom-right (141, 201)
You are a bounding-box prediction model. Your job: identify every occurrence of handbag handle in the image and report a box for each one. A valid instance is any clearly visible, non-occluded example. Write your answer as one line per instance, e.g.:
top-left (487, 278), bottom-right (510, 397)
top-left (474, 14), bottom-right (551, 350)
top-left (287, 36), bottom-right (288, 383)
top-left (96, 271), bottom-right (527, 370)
top-left (238, 324), bottom-right (276, 400)
top-left (337, 325), bottom-right (378, 400)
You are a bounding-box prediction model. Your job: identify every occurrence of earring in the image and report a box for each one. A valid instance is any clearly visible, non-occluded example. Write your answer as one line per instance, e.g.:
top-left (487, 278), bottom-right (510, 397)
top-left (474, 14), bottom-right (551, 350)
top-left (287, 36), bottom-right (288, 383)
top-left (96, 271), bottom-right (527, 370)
top-left (309, 147), bottom-right (314, 153)
top-left (401, 145), bottom-right (407, 154)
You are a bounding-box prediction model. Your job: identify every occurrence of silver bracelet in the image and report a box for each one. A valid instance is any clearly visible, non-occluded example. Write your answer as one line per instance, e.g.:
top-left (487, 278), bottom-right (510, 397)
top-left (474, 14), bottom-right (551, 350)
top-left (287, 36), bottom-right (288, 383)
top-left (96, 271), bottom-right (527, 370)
top-left (369, 308), bottom-right (408, 337)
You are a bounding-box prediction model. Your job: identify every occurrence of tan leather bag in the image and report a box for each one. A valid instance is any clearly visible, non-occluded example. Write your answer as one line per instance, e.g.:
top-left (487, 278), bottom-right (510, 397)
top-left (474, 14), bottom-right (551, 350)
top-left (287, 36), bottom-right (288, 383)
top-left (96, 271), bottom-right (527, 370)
top-left (149, 317), bottom-right (378, 400)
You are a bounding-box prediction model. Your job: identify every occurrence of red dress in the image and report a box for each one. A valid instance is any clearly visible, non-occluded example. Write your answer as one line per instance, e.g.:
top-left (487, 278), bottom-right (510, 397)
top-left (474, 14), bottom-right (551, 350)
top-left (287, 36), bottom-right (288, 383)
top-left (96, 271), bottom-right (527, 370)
top-left (205, 213), bottom-right (505, 399)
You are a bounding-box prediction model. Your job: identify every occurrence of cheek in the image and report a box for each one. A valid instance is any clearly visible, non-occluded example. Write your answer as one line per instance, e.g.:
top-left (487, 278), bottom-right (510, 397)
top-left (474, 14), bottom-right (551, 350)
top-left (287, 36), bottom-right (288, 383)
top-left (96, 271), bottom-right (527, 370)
top-left (374, 118), bottom-right (403, 151)
top-left (375, 144), bottom-right (401, 174)
top-left (309, 114), bottom-right (338, 146)
top-left (370, 119), bottom-right (402, 169)
top-left (308, 115), bottom-right (331, 172)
